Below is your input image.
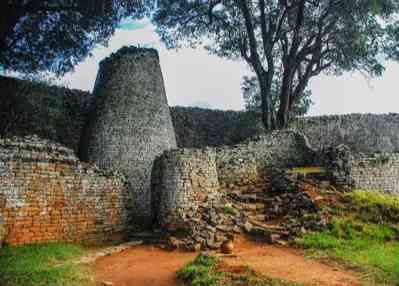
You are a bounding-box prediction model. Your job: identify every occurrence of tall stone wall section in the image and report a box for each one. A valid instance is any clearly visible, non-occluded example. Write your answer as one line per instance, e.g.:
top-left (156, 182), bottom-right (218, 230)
top-left (2, 74), bottom-right (399, 154)
top-left (319, 145), bottom-right (399, 194)
top-left (80, 47), bottom-right (177, 228)
top-left (349, 153), bottom-right (399, 194)
top-left (0, 136), bottom-right (132, 246)
top-left (156, 130), bottom-right (316, 229)
top-left (170, 106), bottom-right (263, 148)
top-left (293, 113), bottom-right (399, 154)
top-left (0, 75), bottom-right (90, 153)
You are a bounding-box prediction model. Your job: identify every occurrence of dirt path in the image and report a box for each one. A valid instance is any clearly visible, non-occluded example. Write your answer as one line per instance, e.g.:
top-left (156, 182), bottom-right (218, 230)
top-left (222, 237), bottom-right (360, 286)
top-left (95, 245), bottom-right (196, 286)
top-left (94, 238), bottom-right (360, 286)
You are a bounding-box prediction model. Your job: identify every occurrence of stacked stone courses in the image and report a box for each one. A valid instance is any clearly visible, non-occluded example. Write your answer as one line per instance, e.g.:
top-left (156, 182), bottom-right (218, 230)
top-left (0, 136), bottom-right (132, 246)
top-left (80, 46), bottom-right (177, 228)
top-left (155, 130), bottom-right (316, 229)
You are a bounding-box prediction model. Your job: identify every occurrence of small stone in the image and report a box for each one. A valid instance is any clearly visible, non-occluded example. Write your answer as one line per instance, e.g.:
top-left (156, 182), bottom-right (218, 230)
top-left (193, 243), bottom-right (202, 252)
top-left (266, 233), bottom-right (281, 244)
top-left (101, 281), bottom-right (114, 286)
top-left (244, 221), bottom-right (253, 233)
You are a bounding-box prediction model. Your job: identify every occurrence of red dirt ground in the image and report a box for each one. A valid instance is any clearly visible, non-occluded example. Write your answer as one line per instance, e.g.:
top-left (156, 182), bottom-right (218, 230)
top-left (94, 237), bottom-right (360, 286)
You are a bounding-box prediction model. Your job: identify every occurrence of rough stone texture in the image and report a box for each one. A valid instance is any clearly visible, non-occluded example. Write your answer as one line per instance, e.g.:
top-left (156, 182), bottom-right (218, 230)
top-left (348, 153), bottom-right (399, 194)
top-left (3, 73), bottom-right (399, 154)
top-left (170, 106), bottom-right (263, 148)
top-left (156, 130), bottom-right (315, 230)
top-left (80, 47), bottom-right (177, 228)
top-left (216, 130), bottom-right (315, 187)
top-left (0, 75), bottom-right (90, 153)
top-left (319, 145), bottom-right (399, 194)
top-left (155, 149), bottom-right (220, 230)
top-left (0, 136), bottom-right (132, 246)
top-left (293, 113), bottom-right (399, 154)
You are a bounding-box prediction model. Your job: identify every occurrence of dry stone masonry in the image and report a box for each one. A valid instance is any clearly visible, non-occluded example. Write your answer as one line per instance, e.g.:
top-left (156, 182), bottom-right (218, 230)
top-left (80, 47), bottom-right (177, 228)
top-left (2, 45), bottom-right (399, 250)
top-left (320, 145), bottom-right (399, 194)
top-left (155, 130), bottom-right (316, 236)
top-left (0, 136), bottom-right (132, 246)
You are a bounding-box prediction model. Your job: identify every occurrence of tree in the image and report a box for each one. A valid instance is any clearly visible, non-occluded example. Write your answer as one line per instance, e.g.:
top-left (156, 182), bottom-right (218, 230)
top-left (153, 0), bottom-right (399, 130)
top-left (242, 75), bottom-right (313, 116)
top-left (0, 0), bottom-right (152, 75)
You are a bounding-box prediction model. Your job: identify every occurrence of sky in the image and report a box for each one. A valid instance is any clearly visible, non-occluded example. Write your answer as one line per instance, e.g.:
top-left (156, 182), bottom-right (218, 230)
top-left (59, 19), bottom-right (399, 116)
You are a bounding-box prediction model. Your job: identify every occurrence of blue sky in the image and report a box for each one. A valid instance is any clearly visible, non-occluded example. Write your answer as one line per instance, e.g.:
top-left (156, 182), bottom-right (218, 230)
top-left (59, 19), bottom-right (399, 116)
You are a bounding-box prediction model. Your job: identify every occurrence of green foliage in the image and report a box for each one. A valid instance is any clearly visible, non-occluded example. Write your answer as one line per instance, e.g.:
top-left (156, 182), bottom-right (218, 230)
top-left (177, 254), bottom-right (223, 286)
top-left (241, 76), bottom-right (313, 117)
top-left (0, 1), bottom-right (152, 75)
top-left (0, 243), bottom-right (92, 286)
top-left (296, 190), bottom-right (399, 285)
top-left (345, 190), bottom-right (399, 223)
top-left (223, 204), bottom-right (236, 215)
top-left (153, 0), bottom-right (399, 129)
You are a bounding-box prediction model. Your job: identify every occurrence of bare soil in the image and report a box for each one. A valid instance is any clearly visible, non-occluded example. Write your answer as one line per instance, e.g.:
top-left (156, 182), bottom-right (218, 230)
top-left (94, 237), bottom-right (360, 286)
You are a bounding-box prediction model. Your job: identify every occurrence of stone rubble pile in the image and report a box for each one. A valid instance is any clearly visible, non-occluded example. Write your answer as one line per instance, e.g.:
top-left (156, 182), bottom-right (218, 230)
top-left (166, 170), bottom-right (330, 250)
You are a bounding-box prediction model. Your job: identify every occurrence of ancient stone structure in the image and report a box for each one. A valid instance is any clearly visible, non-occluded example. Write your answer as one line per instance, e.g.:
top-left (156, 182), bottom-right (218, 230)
top-left (320, 146), bottom-right (399, 194)
top-left (0, 75), bottom-right (90, 153)
top-left (3, 73), bottom-right (399, 154)
top-left (155, 130), bottom-right (315, 231)
top-left (0, 136), bottom-right (132, 246)
top-left (80, 47), bottom-right (177, 228)
top-left (294, 113), bottom-right (399, 154)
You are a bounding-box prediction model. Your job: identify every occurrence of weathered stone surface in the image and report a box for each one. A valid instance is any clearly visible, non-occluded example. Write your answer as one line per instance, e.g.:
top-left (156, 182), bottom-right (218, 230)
top-left (80, 46), bottom-right (177, 228)
top-left (0, 214), bottom-right (5, 248)
top-left (319, 144), bottom-right (399, 194)
top-left (0, 135), bottom-right (132, 246)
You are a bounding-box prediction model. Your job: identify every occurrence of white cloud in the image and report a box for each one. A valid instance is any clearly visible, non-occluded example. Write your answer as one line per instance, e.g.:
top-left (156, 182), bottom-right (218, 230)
top-left (61, 23), bottom-right (399, 115)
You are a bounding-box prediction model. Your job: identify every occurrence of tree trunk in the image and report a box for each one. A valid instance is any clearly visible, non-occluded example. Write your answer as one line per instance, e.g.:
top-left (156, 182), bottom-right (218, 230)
top-left (277, 68), bottom-right (293, 129)
top-left (258, 75), bottom-right (276, 131)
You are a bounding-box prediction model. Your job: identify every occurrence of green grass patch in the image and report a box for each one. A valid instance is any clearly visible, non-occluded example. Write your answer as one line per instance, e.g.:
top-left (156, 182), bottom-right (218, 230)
top-left (177, 254), bottom-right (303, 286)
top-left (287, 167), bottom-right (326, 175)
top-left (0, 243), bottom-right (93, 286)
top-left (296, 190), bottom-right (399, 284)
top-left (345, 190), bottom-right (399, 223)
top-left (177, 254), bottom-right (223, 286)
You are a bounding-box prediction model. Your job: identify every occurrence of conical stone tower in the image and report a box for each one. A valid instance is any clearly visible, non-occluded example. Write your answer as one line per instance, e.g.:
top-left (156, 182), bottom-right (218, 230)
top-left (80, 46), bottom-right (177, 228)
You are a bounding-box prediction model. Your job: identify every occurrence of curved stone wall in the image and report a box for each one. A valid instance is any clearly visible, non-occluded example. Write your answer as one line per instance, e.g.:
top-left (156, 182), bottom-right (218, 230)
top-left (156, 130), bottom-right (316, 229)
top-left (80, 46), bottom-right (177, 228)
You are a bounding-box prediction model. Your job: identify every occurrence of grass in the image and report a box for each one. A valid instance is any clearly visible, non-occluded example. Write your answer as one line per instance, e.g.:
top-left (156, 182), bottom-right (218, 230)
top-left (0, 243), bottom-right (93, 286)
top-left (177, 254), bottom-right (223, 286)
top-left (296, 190), bottom-right (399, 285)
top-left (177, 253), bottom-right (302, 286)
top-left (287, 167), bottom-right (326, 175)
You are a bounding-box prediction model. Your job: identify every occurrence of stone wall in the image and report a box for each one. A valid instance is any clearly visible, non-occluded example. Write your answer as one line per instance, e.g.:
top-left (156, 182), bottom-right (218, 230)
top-left (156, 130), bottom-right (315, 229)
top-left (319, 145), bottom-right (399, 194)
top-left (3, 74), bottom-right (399, 154)
top-left (0, 136), bottom-right (132, 246)
top-left (349, 153), bottom-right (399, 194)
top-left (170, 106), bottom-right (263, 148)
top-left (293, 113), bottom-right (399, 154)
top-left (155, 149), bottom-right (220, 230)
top-left (0, 75), bottom-right (90, 153)
top-left (80, 47), bottom-right (177, 228)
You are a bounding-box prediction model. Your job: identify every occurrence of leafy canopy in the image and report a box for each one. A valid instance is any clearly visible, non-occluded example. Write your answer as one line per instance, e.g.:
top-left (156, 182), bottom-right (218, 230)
top-left (153, 0), bottom-right (399, 129)
top-left (0, 0), bottom-right (152, 75)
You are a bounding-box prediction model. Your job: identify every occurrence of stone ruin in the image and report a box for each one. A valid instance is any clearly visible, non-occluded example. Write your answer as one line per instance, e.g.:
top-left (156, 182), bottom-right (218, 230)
top-left (1, 46), bottom-right (399, 249)
top-left (80, 47), bottom-right (177, 228)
